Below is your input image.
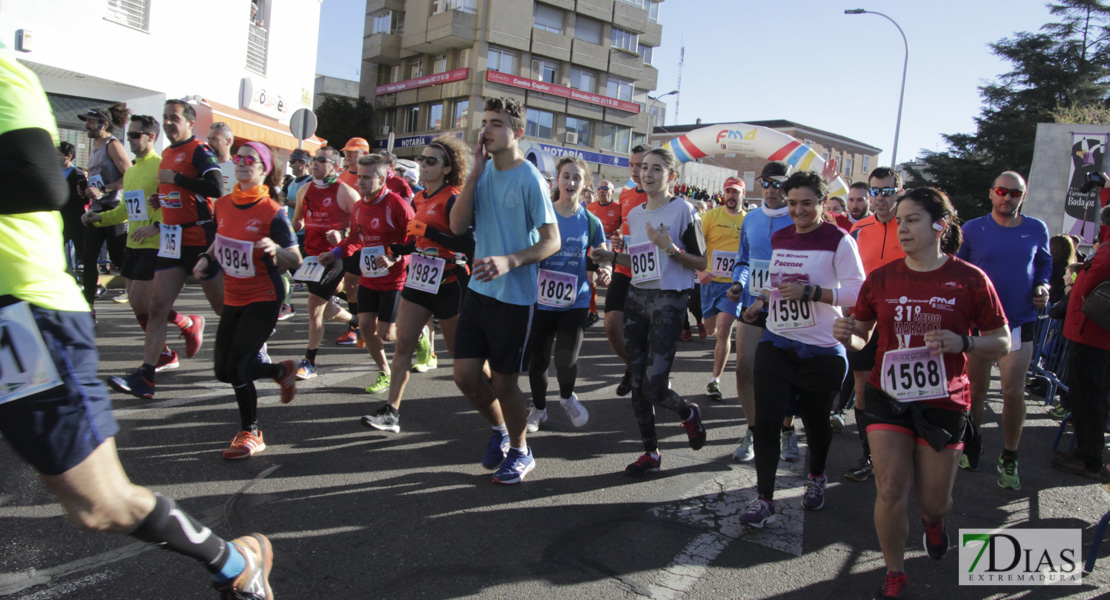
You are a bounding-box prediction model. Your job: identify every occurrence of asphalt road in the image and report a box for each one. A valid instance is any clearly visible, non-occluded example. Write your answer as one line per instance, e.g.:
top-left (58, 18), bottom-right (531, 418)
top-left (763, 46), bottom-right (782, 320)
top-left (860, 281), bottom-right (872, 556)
top-left (1, 286), bottom-right (1108, 599)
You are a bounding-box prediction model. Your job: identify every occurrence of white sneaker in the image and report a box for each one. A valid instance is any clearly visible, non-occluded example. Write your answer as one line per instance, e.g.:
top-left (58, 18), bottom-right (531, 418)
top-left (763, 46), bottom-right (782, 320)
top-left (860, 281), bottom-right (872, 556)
top-left (526, 407), bottom-right (548, 433)
top-left (732, 429), bottom-right (755, 462)
top-left (560, 393), bottom-right (589, 427)
top-left (780, 428), bottom-right (800, 462)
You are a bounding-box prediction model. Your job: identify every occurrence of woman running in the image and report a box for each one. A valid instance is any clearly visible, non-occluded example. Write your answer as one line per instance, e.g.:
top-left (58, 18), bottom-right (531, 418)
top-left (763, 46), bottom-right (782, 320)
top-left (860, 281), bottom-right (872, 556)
top-left (738, 171), bottom-right (865, 525)
top-left (526, 156), bottom-right (610, 432)
top-left (590, 148), bottom-right (708, 477)
top-left (193, 142), bottom-right (301, 459)
top-left (833, 187), bottom-right (1009, 600)
top-left (360, 135), bottom-right (474, 433)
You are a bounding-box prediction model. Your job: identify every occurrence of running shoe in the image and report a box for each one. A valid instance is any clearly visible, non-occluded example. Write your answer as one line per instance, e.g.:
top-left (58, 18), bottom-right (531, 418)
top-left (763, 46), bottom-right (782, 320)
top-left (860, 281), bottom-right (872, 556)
top-left (680, 329), bottom-right (693, 342)
top-left (112, 291), bottom-right (129, 304)
top-left (213, 533), bottom-right (273, 600)
top-left (829, 411), bottom-right (846, 432)
top-left (94, 284), bottom-right (107, 299)
top-left (295, 358), bottom-right (317, 380)
top-left (414, 325), bottom-right (431, 366)
top-left (921, 515), bottom-right (949, 560)
top-left (108, 368), bottom-right (155, 400)
top-left (780, 428), bottom-right (800, 462)
top-left (740, 495), bottom-right (776, 528)
top-left (801, 473), bottom-right (827, 510)
top-left (481, 430), bottom-right (510, 470)
top-left (560, 393), bottom-right (589, 427)
top-left (1046, 405), bottom-right (1071, 421)
top-left (493, 447), bottom-right (535, 484)
top-left (356, 328), bottom-right (366, 349)
top-left (586, 312), bottom-right (600, 327)
top-left (1050, 454), bottom-right (1104, 479)
top-left (697, 322), bottom-right (707, 338)
top-left (998, 456), bottom-right (1021, 490)
top-left (293, 282), bottom-right (306, 292)
top-left (180, 315), bottom-right (205, 358)
top-left (222, 430), bottom-right (266, 460)
top-left (276, 304), bottom-right (296, 321)
top-left (706, 380), bottom-right (723, 402)
top-left (615, 369), bottom-right (632, 397)
top-left (682, 403), bottom-right (706, 450)
top-left (257, 343), bottom-right (271, 365)
top-left (336, 328), bottom-right (358, 346)
top-left (959, 433), bottom-right (982, 471)
top-left (873, 571), bottom-right (908, 600)
top-left (844, 457), bottom-right (874, 481)
top-left (625, 452), bottom-right (661, 477)
top-left (155, 349), bottom-right (180, 373)
top-left (274, 359), bottom-right (296, 404)
top-left (364, 371), bottom-right (391, 394)
top-left (732, 429), bottom-right (755, 462)
top-left (411, 353), bottom-right (438, 373)
top-left (526, 407), bottom-right (548, 433)
top-left (361, 404), bottom-right (401, 433)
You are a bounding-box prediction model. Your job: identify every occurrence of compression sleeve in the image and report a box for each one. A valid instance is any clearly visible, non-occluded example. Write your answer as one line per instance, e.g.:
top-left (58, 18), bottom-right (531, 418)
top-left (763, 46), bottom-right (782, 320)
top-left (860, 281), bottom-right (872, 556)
top-left (0, 127), bottom-right (67, 214)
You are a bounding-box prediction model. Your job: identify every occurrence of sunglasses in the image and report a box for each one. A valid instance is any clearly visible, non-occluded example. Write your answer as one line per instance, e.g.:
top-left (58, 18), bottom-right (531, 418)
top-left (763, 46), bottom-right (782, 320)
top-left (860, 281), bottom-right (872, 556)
top-left (869, 187), bottom-right (899, 197)
top-left (992, 187), bottom-right (1024, 198)
top-left (126, 131), bottom-right (148, 140)
top-left (414, 155), bottom-right (440, 166)
top-left (597, 186), bottom-right (611, 191)
top-left (232, 154), bottom-right (260, 166)
top-left (313, 156), bottom-right (335, 164)
top-left (759, 180), bottom-right (783, 189)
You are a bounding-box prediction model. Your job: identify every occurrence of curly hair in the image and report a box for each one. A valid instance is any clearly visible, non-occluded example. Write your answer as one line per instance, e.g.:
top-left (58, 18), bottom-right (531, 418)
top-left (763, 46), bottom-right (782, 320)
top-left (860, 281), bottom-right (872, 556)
top-left (428, 135), bottom-right (471, 187)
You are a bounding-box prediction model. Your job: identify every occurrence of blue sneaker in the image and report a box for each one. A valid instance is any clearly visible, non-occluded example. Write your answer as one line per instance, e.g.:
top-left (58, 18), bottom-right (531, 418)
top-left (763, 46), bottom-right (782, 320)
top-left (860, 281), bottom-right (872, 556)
top-left (257, 343), bottom-right (271, 365)
top-left (480, 430), bottom-right (510, 470)
top-left (740, 495), bottom-right (776, 528)
top-left (108, 368), bottom-right (155, 400)
top-left (801, 473), bottom-right (827, 510)
top-left (295, 358), bottom-right (317, 380)
top-left (493, 447), bottom-right (535, 484)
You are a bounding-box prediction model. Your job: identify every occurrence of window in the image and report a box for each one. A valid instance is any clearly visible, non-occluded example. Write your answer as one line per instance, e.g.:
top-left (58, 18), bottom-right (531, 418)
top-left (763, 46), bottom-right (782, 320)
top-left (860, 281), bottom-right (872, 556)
top-left (606, 76), bottom-right (633, 102)
top-left (611, 27), bottom-right (639, 52)
top-left (433, 54), bottom-right (447, 74)
top-left (533, 4), bottom-right (564, 34)
top-left (453, 100), bottom-right (469, 128)
top-left (106, 0), bottom-right (150, 30)
top-left (526, 108), bottom-right (555, 140)
top-left (409, 59), bottom-right (423, 80)
top-left (862, 155), bottom-right (871, 175)
top-left (617, 0), bottom-right (646, 7)
top-left (487, 47), bottom-right (518, 74)
top-left (574, 15), bottom-right (602, 44)
top-left (382, 109), bottom-right (396, 130)
top-left (632, 132), bottom-right (646, 149)
top-left (429, 104), bottom-right (444, 130)
top-left (843, 156), bottom-right (854, 176)
top-left (456, 48), bottom-right (470, 70)
top-left (600, 123), bottom-right (631, 154)
top-left (390, 65), bottom-right (401, 83)
top-left (406, 106), bottom-right (421, 132)
top-left (638, 44), bottom-right (654, 65)
top-left (569, 67), bottom-right (597, 93)
top-left (648, 1), bottom-right (661, 22)
top-left (371, 10), bottom-right (403, 35)
top-left (532, 58), bottom-right (558, 83)
top-left (821, 151), bottom-right (830, 162)
top-left (565, 117), bottom-right (592, 146)
top-left (433, 0), bottom-right (477, 14)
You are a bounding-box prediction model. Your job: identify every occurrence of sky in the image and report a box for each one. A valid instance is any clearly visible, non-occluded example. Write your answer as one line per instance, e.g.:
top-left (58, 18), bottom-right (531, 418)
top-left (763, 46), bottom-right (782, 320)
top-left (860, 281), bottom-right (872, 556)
top-left (316, 0), bottom-right (1059, 166)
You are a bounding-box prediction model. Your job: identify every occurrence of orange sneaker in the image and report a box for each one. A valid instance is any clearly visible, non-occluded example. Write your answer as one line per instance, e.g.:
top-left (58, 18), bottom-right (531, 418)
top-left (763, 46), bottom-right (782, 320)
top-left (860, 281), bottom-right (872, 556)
top-left (213, 533), bottom-right (274, 599)
top-left (274, 359), bottom-right (296, 404)
top-left (222, 430), bottom-right (266, 460)
top-left (336, 328), bottom-right (358, 346)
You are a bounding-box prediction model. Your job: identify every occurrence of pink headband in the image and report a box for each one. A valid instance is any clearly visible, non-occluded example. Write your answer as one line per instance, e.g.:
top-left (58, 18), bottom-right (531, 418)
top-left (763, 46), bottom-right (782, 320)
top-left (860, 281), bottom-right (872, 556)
top-left (243, 142), bottom-right (273, 175)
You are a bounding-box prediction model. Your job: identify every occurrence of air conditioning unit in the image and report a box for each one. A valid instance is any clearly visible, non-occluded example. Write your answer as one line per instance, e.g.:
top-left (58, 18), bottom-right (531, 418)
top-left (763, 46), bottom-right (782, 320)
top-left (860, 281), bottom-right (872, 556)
top-left (379, 126), bottom-right (390, 135)
top-left (565, 131), bottom-right (579, 145)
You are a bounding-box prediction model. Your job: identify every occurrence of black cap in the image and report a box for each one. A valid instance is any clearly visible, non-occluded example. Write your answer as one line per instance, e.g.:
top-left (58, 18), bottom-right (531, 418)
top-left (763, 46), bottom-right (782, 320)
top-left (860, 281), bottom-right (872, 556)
top-left (77, 108), bottom-right (111, 122)
top-left (289, 149), bottom-right (311, 163)
top-left (758, 160), bottom-right (791, 181)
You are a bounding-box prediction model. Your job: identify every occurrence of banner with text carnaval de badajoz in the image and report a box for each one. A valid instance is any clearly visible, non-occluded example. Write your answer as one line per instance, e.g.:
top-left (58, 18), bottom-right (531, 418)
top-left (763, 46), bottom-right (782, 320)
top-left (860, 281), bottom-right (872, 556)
top-left (1063, 132), bottom-right (1106, 244)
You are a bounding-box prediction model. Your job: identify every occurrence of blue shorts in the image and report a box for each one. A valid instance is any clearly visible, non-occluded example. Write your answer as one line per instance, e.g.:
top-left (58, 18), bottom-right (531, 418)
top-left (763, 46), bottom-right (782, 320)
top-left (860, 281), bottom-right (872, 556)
top-left (701, 280), bottom-right (741, 320)
top-left (0, 305), bottom-right (119, 475)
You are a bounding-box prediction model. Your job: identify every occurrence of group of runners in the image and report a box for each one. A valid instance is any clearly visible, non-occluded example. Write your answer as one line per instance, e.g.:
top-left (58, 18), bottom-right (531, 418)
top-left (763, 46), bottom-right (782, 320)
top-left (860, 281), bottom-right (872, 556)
top-left (5, 50), bottom-right (1110, 599)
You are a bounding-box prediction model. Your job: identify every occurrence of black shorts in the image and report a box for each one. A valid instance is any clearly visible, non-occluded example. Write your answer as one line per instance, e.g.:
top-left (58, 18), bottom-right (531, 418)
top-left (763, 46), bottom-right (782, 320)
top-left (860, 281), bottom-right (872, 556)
top-left (605, 272), bottom-right (632, 313)
top-left (121, 247), bottom-right (158, 281)
top-left (401, 276), bottom-right (463, 319)
top-left (848, 331), bottom-right (880, 372)
top-left (357, 286), bottom-right (401, 323)
top-left (307, 255), bottom-right (358, 300)
top-left (0, 305), bottom-right (119, 475)
top-left (739, 305), bottom-right (768, 329)
top-left (586, 257), bottom-right (599, 273)
top-left (861, 384), bottom-right (968, 451)
top-left (155, 244), bottom-right (208, 274)
top-left (454, 291), bottom-right (535, 374)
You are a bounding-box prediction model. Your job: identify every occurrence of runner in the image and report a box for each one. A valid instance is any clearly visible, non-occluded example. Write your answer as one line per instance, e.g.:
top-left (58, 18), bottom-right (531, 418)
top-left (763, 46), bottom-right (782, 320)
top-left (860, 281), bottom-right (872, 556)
top-left (108, 99), bottom-right (224, 400)
top-left (833, 187), bottom-right (1009, 600)
top-left (590, 148), bottom-right (708, 477)
top-left (737, 170), bottom-right (864, 525)
top-left (700, 176), bottom-right (746, 402)
top-left (193, 142), bottom-right (301, 459)
top-left (448, 97), bottom-right (560, 484)
top-left (586, 178), bottom-right (621, 325)
top-left (0, 52), bottom-right (273, 598)
top-left (361, 135), bottom-right (474, 433)
top-left (846, 181), bottom-right (872, 224)
top-left (289, 145), bottom-right (360, 379)
top-left (955, 171), bottom-right (1050, 489)
top-left (526, 156), bottom-right (610, 432)
top-left (319, 154), bottom-right (415, 395)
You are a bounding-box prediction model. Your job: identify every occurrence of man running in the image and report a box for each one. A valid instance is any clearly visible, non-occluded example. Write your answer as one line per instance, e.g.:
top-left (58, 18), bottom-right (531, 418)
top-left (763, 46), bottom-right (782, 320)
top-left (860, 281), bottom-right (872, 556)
top-left (846, 181), bottom-right (872, 224)
top-left (208, 122), bottom-right (236, 194)
top-left (77, 106), bottom-right (130, 312)
top-left (585, 178), bottom-right (621, 325)
top-left (700, 177), bottom-right (746, 401)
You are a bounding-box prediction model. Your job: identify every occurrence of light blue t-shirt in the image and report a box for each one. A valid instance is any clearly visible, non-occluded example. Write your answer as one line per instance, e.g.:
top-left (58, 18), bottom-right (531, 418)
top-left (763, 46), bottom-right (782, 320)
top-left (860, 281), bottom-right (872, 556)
top-left (537, 206), bottom-right (605, 311)
top-left (470, 160), bottom-right (557, 305)
top-left (732, 203), bottom-right (794, 306)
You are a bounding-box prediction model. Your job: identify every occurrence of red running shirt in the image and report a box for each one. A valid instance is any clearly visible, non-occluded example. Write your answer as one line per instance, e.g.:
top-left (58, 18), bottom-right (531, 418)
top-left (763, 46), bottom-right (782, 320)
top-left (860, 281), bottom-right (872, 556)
top-left (159, 137), bottom-right (219, 247)
top-left (302, 182), bottom-right (351, 256)
top-left (213, 190), bottom-right (297, 307)
top-left (587, 200), bottom-right (622, 236)
top-left (414, 184), bottom-right (466, 284)
top-left (614, 187), bottom-right (647, 277)
top-left (338, 189), bottom-right (415, 291)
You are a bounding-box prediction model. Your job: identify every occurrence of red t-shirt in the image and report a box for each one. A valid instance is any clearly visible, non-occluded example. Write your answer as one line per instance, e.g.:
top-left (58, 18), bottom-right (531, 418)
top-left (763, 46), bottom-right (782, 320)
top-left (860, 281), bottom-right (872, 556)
top-left (851, 214), bottom-right (906, 275)
top-left (338, 188), bottom-right (415, 291)
top-left (853, 256), bottom-right (1007, 410)
top-left (386, 171), bottom-right (413, 201)
top-left (338, 169), bottom-right (358, 190)
top-left (213, 191), bottom-right (297, 307)
top-left (614, 187), bottom-right (647, 277)
top-left (587, 200), bottom-right (622, 236)
top-left (302, 182), bottom-right (351, 256)
top-left (159, 137), bottom-right (219, 247)
top-left (414, 184), bottom-right (466, 284)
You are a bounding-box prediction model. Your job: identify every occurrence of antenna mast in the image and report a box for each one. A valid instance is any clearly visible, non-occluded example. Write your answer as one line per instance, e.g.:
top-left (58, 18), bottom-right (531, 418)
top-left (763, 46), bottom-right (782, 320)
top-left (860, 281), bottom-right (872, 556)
top-left (674, 38), bottom-right (685, 124)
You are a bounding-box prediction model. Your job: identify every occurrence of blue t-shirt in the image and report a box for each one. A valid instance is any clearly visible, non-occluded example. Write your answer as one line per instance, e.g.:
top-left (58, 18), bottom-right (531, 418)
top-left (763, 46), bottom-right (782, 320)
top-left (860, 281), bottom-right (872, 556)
top-left (955, 214), bottom-right (1051, 328)
top-left (469, 160), bottom-right (557, 305)
top-left (537, 206), bottom-right (605, 311)
top-left (731, 204), bottom-right (794, 306)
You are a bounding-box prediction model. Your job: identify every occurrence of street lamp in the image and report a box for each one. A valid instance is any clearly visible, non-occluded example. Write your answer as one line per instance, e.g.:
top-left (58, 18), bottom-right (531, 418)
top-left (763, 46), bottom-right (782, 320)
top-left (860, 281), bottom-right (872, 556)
top-left (646, 89), bottom-right (678, 141)
top-left (845, 8), bottom-right (907, 168)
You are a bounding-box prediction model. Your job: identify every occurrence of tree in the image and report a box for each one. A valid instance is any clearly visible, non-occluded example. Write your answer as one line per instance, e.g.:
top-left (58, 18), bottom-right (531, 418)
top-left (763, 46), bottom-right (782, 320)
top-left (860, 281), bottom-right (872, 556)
top-left (314, 96), bottom-right (376, 148)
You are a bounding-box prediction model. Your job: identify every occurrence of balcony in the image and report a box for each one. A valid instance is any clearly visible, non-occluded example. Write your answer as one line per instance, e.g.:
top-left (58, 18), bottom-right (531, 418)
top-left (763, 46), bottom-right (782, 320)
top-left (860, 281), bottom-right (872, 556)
top-left (406, 7), bottom-right (478, 54)
top-left (608, 47), bottom-right (643, 81)
top-left (246, 23), bottom-right (268, 75)
top-left (574, 0), bottom-right (614, 22)
top-left (612, 1), bottom-right (648, 34)
top-left (364, 32), bottom-right (402, 64)
top-left (365, 0), bottom-right (405, 12)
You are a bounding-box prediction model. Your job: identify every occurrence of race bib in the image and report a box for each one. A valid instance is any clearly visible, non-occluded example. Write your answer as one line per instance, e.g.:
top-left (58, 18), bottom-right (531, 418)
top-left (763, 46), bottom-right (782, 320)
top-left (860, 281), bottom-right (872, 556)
top-left (124, 190), bottom-right (148, 221)
top-left (293, 256), bottom-right (325, 282)
top-left (159, 192), bottom-right (182, 209)
top-left (214, 234), bottom-right (255, 278)
top-left (1009, 325), bottom-right (1022, 352)
top-left (748, 259), bottom-right (771, 295)
top-left (360, 246), bottom-right (388, 278)
top-left (537, 269), bottom-right (578, 308)
top-left (709, 250), bottom-right (738, 279)
top-left (768, 292), bottom-right (816, 331)
top-left (880, 347), bottom-right (949, 402)
top-left (0, 302), bottom-right (63, 405)
top-left (406, 253), bottom-right (445, 294)
top-left (157, 224), bottom-right (182, 259)
top-left (88, 174), bottom-right (104, 189)
top-left (629, 242), bottom-right (660, 284)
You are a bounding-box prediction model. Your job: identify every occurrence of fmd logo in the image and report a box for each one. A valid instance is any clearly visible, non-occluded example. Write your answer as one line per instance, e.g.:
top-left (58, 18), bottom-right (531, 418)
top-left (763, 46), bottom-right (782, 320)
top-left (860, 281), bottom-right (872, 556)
top-left (959, 529), bottom-right (1081, 586)
top-left (715, 129), bottom-right (758, 143)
